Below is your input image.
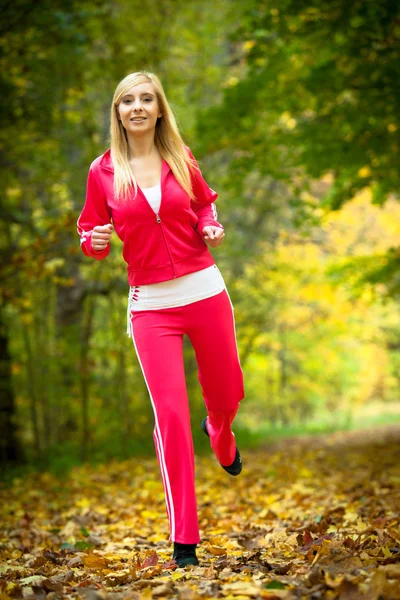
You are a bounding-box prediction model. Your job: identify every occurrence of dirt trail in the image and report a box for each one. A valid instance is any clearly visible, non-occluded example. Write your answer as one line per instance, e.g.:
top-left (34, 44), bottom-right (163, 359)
top-left (0, 424), bottom-right (399, 599)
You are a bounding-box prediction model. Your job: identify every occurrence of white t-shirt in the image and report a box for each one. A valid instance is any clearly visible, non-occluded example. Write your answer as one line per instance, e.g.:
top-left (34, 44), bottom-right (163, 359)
top-left (142, 183), bottom-right (162, 214)
top-left (126, 186), bottom-right (226, 335)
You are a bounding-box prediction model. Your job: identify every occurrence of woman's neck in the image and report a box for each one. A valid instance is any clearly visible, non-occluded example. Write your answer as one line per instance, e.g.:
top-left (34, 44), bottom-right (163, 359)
top-left (127, 133), bottom-right (158, 160)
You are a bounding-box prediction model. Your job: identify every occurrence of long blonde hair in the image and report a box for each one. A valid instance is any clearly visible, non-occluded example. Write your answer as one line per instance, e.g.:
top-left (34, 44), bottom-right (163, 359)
top-left (110, 71), bottom-right (195, 201)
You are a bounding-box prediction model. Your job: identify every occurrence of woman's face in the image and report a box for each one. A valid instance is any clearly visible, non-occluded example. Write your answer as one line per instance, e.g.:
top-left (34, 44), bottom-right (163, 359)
top-left (117, 82), bottom-right (162, 136)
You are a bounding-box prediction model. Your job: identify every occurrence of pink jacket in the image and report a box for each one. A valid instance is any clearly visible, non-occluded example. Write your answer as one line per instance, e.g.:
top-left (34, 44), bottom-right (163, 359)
top-left (77, 147), bottom-right (223, 285)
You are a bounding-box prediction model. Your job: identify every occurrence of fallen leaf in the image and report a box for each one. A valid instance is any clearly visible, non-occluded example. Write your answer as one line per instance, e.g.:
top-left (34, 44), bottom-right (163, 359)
top-left (222, 581), bottom-right (262, 596)
top-left (82, 553), bottom-right (109, 569)
top-left (207, 544), bottom-right (227, 556)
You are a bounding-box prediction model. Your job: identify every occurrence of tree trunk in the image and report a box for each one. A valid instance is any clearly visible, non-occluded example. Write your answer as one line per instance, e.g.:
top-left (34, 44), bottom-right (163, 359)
top-left (22, 323), bottom-right (41, 457)
top-left (118, 346), bottom-right (131, 457)
top-left (79, 294), bottom-right (95, 462)
top-left (35, 292), bottom-right (52, 452)
top-left (0, 305), bottom-right (25, 465)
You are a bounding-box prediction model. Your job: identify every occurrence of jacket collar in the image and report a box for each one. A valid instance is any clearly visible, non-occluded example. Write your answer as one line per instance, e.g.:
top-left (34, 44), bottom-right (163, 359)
top-left (99, 148), bottom-right (171, 185)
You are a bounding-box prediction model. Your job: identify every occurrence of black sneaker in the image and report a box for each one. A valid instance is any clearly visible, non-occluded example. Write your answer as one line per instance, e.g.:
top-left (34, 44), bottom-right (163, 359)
top-left (201, 417), bottom-right (242, 476)
top-left (172, 542), bottom-right (199, 567)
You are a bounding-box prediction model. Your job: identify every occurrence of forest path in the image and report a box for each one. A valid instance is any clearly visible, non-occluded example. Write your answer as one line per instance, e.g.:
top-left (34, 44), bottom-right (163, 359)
top-left (1, 424), bottom-right (399, 599)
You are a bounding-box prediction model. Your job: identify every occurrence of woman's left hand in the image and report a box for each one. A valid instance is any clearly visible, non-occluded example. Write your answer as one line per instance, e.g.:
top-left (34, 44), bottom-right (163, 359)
top-left (202, 226), bottom-right (225, 247)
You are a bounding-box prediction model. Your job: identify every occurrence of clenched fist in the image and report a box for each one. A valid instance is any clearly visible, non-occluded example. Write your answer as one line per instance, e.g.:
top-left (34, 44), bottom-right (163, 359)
top-left (202, 226), bottom-right (225, 248)
top-left (92, 223), bottom-right (113, 251)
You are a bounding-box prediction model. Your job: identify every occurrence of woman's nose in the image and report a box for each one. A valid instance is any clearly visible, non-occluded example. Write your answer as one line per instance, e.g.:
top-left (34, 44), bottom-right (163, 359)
top-left (133, 99), bottom-right (143, 110)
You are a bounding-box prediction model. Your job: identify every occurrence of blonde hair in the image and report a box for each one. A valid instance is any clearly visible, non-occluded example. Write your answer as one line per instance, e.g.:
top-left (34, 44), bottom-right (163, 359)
top-left (110, 71), bottom-right (195, 201)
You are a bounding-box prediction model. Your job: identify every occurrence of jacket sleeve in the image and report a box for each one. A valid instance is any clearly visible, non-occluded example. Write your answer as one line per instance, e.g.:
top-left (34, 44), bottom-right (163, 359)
top-left (186, 147), bottom-right (224, 234)
top-left (77, 166), bottom-right (112, 260)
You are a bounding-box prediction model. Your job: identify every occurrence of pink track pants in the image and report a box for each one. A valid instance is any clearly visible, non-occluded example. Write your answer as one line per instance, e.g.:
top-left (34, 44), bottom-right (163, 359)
top-left (129, 289), bottom-right (245, 544)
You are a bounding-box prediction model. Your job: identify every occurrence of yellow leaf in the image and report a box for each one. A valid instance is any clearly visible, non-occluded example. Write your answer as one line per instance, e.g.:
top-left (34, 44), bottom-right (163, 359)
top-left (243, 40), bottom-right (256, 51)
top-left (358, 166), bottom-right (371, 178)
top-left (141, 510), bottom-right (160, 519)
top-left (260, 592), bottom-right (292, 599)
top-left (76, 498), bottom-right (92, 508)
top-left (298, 467), bottom-right (313, 478)
top-left (207, 544), bottom-right (227, 556)
top-left (343, 511), bottom-right (359, 524)
top-left (325, 572), bottom-right (344, 588)
top-left (83, 554), bottom-right (109, 569)
top-left (223, 581), bottom-right (261, 596)
top-left (104, 569), bottom-right (131, 585)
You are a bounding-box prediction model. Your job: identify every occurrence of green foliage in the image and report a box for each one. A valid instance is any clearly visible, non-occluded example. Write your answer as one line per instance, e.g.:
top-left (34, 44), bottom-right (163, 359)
top-left (198, 0), bottom-right (400, 208)
top-left (1, 0), bottom-right (399, 471)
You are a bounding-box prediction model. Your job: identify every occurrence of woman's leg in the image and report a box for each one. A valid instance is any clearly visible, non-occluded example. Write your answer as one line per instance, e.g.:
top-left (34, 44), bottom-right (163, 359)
top-left (184, 291), bottom-right (245, 467)
top-left (130, 308), bottom-right (200, 544)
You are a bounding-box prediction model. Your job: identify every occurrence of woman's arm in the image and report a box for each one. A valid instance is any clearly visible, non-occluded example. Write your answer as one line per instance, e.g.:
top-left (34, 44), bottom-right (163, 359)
top-left (77, 167), bottom-right (112, 260)
top-left (186, 148), bottom-right (224, 235)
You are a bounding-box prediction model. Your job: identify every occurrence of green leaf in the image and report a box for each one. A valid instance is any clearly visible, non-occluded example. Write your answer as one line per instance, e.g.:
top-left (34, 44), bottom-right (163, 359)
top-left (74, 541), bottom-right (94, 551)
top-left (60, 542), bottom-right (75, 550)
top-left (314, 515), bottom-right (323, 523)
top-left (265, 580), bottom-right (286, 590)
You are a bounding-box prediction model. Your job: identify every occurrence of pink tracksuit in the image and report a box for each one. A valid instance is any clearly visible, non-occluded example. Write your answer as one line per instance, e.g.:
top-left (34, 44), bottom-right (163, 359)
top-left (129, 290), bottom-right (244, 543)
top-left (77, 146), bottom-right (245, 543)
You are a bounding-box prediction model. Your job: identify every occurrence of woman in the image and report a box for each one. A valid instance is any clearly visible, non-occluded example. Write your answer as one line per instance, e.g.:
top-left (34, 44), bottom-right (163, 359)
top-left (77, 71), bottom-right (245, 567)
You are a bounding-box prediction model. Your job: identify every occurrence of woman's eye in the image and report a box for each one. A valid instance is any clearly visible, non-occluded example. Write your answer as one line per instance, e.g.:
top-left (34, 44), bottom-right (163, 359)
top-left (123, 99), bottom-right (132, 104)
top-left (143, 98), bottom-right (152, 102)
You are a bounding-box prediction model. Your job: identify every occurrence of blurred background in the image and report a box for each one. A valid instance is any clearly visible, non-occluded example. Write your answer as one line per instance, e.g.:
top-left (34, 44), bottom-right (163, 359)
top-left (1, 0), bottom-right (399, 476)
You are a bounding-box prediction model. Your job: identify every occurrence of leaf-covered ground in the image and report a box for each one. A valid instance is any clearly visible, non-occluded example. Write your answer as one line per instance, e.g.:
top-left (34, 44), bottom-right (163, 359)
top-left (1, 425), bottom-right (400, 600)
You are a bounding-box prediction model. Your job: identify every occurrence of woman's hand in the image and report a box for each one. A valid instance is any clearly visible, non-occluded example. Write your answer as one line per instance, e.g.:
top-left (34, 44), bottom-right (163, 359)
top-left (92, 224), bottom-right (113, 251)
top-left (202, 226), bottom-right (225, 247)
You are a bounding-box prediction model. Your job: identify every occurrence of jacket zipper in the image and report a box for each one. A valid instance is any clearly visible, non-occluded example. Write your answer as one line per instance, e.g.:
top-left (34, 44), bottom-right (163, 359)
top-left (156, 214), bottom-right (176, 278)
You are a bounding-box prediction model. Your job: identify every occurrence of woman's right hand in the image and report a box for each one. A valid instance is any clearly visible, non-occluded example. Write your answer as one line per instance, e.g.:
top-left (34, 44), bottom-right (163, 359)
top-left (92, 224), bottom-right (113, 251)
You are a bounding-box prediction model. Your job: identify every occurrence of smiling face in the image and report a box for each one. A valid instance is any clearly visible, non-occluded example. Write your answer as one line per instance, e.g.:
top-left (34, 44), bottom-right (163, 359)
top-left (117, 82), bottom-right (162, 136)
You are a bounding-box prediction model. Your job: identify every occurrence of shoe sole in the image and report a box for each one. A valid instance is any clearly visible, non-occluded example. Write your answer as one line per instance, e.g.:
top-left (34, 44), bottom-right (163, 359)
top-left (201, 417), bottom-right (242, 476)
top-left (174, 557), bottom-right (199, 567)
